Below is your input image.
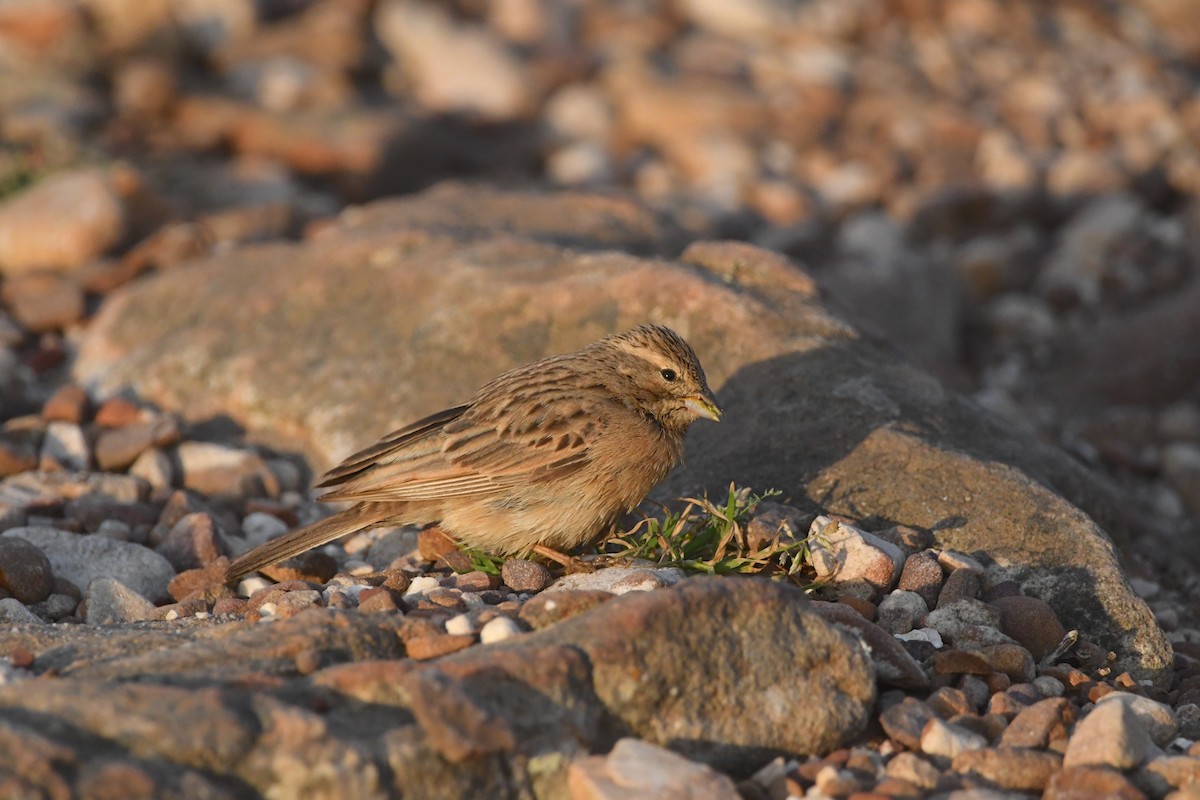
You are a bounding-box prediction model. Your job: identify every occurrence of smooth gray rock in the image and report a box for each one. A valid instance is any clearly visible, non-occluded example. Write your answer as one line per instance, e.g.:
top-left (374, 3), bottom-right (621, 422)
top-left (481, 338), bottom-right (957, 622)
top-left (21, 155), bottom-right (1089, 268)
top-left (84, 577), bottom-right (159, 624)
top-left (3, 527), bottom-right (174, 603)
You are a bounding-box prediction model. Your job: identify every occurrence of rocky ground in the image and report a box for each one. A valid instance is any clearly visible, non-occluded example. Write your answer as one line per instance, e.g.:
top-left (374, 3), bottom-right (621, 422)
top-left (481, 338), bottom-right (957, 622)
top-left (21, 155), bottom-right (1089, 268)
top-left (1, 1), bottom-right (1199, 798)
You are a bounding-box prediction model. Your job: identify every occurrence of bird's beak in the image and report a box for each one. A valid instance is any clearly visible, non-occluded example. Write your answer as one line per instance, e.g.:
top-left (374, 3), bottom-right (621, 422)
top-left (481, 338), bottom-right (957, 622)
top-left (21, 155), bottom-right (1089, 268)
top-left (684, 393), bottom-right (722, 422)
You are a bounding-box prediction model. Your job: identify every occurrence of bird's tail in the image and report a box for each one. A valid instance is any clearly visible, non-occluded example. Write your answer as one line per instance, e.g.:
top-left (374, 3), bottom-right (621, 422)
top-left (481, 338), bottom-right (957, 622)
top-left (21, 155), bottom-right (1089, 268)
top-left (223, 503), bottom-right (384, 583)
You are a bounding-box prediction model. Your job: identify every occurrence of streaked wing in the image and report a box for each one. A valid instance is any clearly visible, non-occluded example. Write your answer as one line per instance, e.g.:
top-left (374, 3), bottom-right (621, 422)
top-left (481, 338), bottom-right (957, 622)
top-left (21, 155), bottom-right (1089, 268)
top-left (317, 405), bottom-right (470, 488)
top-left (316, 377), bottom-right (603, 504)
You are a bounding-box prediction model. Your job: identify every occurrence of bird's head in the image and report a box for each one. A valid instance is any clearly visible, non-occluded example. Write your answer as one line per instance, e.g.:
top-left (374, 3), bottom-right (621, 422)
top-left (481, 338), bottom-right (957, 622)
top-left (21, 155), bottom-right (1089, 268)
top-left (600, 324), bottom-right (722, 434)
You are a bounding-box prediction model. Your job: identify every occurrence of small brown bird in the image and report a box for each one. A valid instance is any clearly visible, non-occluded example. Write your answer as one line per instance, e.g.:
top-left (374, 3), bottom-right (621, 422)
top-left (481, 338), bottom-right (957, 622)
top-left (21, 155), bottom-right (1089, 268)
top-left (223, 325), bottom-right (721, 582)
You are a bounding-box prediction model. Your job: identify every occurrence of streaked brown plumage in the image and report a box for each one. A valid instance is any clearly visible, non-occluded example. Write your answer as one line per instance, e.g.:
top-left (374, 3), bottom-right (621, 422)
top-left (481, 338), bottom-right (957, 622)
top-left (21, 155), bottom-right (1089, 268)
top-left (223, 325), bottom-right (721, 582)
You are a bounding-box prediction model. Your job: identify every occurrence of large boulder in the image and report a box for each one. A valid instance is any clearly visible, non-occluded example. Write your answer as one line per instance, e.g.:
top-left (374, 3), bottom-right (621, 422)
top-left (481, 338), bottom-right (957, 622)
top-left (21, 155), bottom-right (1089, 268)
top-left (74, 183), bottom-right (1171, 682)
top-left (0, 577), bottom-right (870, 797)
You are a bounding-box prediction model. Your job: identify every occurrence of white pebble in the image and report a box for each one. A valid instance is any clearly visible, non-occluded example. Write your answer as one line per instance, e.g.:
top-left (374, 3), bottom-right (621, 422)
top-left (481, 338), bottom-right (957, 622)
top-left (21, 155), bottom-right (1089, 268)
top-left (444, 613), bottom-right (476, 636)
top-left (895, 627), bottom-right (944, 648)
top-left (237, 576), bottom-right (272, 596)
top-left (404, 576), bottom-right (440, 596)
top-left (258, 602), bottom-right (278, 617)
top-left (327, 583), bottom-right (371, 600)
top-left (479, 616), bottom-right (521, 644)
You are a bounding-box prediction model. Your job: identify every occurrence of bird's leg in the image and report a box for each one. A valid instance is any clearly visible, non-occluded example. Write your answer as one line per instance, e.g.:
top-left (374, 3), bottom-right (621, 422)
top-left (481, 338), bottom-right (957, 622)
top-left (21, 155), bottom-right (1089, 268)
top-left (532, 544), bottom-right (596, 574)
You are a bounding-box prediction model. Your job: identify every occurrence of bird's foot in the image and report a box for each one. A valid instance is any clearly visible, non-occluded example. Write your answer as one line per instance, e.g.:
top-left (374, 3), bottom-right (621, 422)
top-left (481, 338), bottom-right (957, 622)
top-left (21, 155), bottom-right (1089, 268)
top-left (532, 545), bottom-right (609, 573)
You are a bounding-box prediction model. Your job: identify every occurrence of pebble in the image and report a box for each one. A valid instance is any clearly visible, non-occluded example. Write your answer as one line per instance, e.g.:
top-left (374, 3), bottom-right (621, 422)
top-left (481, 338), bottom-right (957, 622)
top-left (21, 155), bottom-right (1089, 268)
top-left (404, 576), bottom-right (441, 596)
top-left (236, 576), bottom-right (271, 597)
top-left (1097, 691), bottom-right (1181, 746)
top-left (83, 576), bottom-right (157, 624)
top-left (992, 594), bottom-right (1069, 661)
top-left (806, 516), bottom-right (904, 600)
top-left (1000, 697), bottom-right (1076, 749)
top-left (155, 512), bottom-right (222, 572)
top-left (920, 717), bottom-right (989, 759)
top-left (875, 589), bottom-right (928, 634)
top-left (935, 567), bottom-right (981, 608)
top-left (1063, 697), bottom-right (1154, 770)
top-left (405, 633), bottom-right (476, 661)
top-left (518, 589), bottom-right (615, 629)
top-left (1044, 765), bottom-right (1147, 799)
top-left (41, 384), bottom-right (89, 423)
top-left (238, 511), bottom-right (289, 551)
top-left (884, 751), bottom-right (940, 790)
top-left (261, 551), bottom-right (337, 584)
top-left (0, 168), bottom-right (125, 274)
top-left (130, 448), bottom-right (175, 491)
top-left (981, 642), bottom-right (1036, 683)
top-left (568, 738), bottom-right (740, 800)
top-left (951, 748), bottom-right (1063, 792)
top-left (4, 274), bottom-right (85, 332)
top-left (0, 597), bottom-right (44, 624)
top-left (2, 526), bottom-right (173, 602)
top-left (547, 567), bottom-right (684, 595)
top-left (357, 587), bottom-right (402, 614)
top-left (175, 442), bottom-right (278, 498)
top-left (94, 416), bottom-right (181, 471)
top-left (500, 558), bottom-right (550, 592)
top-left (924, 599), bottom-right (1003, 645)
top-left (30, 593), bottom-right (77, 620)
top-left (0, 428), bottom-right (41, 477)
top-left (937, 551), bottom-right (985, 574)
top-left (0, 536), bottom-right (55, 603)
top-left (479, 615), bottom-right (521, 644)
top-left (879, 697), bottom-right (937, 750)
top-left (40, 421), bottom-right (89, 471)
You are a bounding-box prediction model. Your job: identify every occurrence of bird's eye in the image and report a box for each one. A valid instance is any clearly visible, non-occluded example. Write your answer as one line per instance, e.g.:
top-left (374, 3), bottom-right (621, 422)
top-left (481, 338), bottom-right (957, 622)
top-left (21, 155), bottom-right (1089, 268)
top-left (660, 368), bottom-right (678, 382)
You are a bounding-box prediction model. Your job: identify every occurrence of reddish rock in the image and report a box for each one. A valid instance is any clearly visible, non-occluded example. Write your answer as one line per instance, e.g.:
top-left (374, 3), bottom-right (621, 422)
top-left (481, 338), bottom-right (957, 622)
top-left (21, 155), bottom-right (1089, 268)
top-left (406, 633), bottom-right (476, 661)
top-left (156, 512), bottom-right (223, 572)
top-left (952, 748), bottom-right (1062, 792)
top-left (927, 687), bottom-right (974, 719)
top-left (357, 587), bottom-right (402, 614)
top-left (260, 551), bottom-right (337, 585)
top-left (94, 416), bottom-right (182, 472)
top-left (0, 428), bottom-right (41, 476)
top-left (418, 527), bottom-right (460, 562)
top-left (2, 273), bottom-right (85, 332)
top-left (166, 560), bottom-right (229, 602)
top-left (896, 550), bottom-right (944, 609)
top-left (0, 169), bottom-right (126, 275)
top-left (992, 594), bottom-right (1069, 661)
top-left (980, 642), bottom-right (1036, 683)
top-left (932, 649), bottom-right (991, 676)
top-left (41, 384), bottom-right (89, 423)
top-left (500, 559), bottom-right (550, 593)
top-left (879, 697), bottom-right (937, 750)
top-left (1044, 766), bottom-right (1147, 800)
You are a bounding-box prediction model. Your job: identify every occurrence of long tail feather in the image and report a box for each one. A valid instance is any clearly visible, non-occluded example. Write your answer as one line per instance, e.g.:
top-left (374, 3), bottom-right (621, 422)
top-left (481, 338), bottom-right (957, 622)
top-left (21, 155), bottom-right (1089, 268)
top-left (224, 504), bottom-right (383, 582)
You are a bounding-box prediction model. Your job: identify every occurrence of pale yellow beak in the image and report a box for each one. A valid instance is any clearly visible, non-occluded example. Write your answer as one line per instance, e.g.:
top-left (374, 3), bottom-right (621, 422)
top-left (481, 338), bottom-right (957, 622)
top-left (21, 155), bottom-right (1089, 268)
top-left (684, 393), bottom-right (722, 422)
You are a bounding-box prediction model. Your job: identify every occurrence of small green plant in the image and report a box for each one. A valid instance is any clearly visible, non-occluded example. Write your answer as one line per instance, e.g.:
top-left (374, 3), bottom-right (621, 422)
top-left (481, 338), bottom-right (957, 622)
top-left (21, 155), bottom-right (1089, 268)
top-left (461, 546), bottom-right (505, 576)
top-left (451, 484), bottom-right (819, 587)
top-left (605, 484), bottom-right (815, 585)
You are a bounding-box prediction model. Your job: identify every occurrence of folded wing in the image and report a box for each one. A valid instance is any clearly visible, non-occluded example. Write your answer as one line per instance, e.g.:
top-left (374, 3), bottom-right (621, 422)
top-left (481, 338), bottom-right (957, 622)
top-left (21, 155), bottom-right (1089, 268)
top-left (316, 389), bottom-right (602, 504)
